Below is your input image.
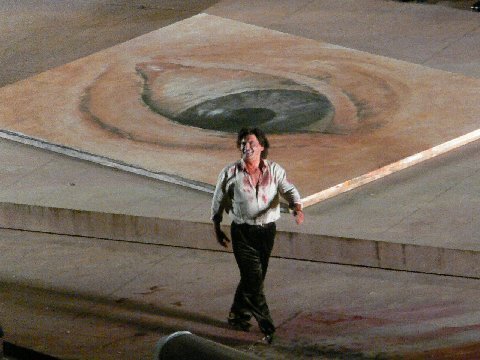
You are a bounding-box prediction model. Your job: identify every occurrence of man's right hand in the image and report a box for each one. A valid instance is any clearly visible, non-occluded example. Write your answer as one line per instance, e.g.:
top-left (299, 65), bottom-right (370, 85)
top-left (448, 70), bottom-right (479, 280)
top-left (214, 222), bottom-right (230, 248)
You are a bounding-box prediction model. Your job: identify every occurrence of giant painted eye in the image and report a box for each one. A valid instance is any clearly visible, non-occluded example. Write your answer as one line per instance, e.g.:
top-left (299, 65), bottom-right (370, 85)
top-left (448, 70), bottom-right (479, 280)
top-left (80, 58), bottom-right (403, 149)
top-left (136, 62), bottom-right (335, 134)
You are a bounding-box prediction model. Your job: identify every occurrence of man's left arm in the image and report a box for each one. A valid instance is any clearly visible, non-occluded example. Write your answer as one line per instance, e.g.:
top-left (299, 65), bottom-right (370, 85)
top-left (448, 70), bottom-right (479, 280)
top-left (275, 164), bottom-right (304, 225)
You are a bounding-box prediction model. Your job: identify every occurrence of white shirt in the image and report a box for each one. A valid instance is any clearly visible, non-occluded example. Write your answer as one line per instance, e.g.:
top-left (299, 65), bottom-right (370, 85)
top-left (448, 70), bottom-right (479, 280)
top-left (211, 159), bottom-right (302, 225)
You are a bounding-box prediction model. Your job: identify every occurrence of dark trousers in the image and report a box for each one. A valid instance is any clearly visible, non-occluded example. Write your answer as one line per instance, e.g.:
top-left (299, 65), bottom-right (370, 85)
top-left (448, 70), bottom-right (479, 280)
top-left (230, 221), bottom-right (276, 335)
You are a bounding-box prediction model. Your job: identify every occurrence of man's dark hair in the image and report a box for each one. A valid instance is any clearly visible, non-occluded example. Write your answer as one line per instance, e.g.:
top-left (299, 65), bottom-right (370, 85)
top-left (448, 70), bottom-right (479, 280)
top-left (237, 127), bottom-right (270, 159)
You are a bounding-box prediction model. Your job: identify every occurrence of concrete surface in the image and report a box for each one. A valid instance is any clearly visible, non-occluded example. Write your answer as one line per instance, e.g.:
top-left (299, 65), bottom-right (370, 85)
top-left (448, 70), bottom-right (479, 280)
top-left (1, 0), bottom-right (480, 358)
top-left (4, 228), bottom-right (480, 359)
top-left (0, 0), bottom-right (219, 87)
top-left (2, 137), bottom-right (480, 279)
top-left (207, 0), bottom-right (480, 78)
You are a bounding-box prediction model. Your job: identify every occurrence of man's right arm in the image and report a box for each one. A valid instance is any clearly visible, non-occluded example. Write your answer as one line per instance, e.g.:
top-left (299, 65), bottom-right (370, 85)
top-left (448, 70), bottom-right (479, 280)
top-left (211, 167), bottom-right (231, 247)
top-left (213, 218), bottom-right (230, 248)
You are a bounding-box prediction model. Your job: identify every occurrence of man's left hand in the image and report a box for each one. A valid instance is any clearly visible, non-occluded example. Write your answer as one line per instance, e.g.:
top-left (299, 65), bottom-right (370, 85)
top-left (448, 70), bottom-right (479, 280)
top-left (294, 210), bottom-right (304, 225)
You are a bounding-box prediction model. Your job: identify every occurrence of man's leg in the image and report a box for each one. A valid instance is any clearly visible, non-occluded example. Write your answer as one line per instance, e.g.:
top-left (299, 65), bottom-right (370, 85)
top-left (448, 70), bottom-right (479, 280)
top-left (229, 223), bottom-right (255, 330)
top-left (230, 222), bottom-right (276, 335)
top-left (256, 223), bottom-right (275, 336)
top-left (228, 280), bottom-right (252, 330)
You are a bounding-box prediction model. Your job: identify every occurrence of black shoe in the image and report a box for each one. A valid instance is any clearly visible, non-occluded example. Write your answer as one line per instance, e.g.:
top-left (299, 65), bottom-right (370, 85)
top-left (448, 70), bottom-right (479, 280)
top-left (259, 319), bottom-right (275, 343)
top-left (261, 333), bottom-right (274, 344)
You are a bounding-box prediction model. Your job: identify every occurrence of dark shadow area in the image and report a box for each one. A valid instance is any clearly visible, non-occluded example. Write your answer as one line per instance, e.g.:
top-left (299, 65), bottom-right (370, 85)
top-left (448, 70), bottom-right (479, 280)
top-left (0, 280), bottom-right (254, 350)
top-left (3, 342), bottom-right (60, 360)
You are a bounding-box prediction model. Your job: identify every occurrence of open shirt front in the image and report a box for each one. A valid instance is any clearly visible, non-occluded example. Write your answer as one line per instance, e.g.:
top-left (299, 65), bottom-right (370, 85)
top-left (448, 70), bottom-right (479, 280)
top-left (211, 159), bottom-right (302, 225)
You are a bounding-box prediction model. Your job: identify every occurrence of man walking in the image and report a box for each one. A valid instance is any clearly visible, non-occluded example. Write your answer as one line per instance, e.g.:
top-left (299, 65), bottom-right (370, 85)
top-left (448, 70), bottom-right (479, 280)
top-left (211, 127), bottom-right (304, 343)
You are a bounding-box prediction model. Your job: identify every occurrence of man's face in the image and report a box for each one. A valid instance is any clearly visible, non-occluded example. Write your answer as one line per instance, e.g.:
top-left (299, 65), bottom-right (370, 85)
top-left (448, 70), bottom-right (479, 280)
top-left (240, 134), bottom-right (264, 162)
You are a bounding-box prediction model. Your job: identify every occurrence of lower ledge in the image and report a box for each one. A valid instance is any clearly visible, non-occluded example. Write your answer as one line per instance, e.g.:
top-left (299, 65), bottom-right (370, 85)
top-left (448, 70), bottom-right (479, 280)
top-left (1, 202), bottom-right (479, 278)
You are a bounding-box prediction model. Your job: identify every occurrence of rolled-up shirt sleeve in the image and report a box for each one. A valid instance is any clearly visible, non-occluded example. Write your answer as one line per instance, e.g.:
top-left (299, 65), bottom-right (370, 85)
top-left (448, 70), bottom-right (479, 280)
top-left (274, 163), bottom-right (302, 210)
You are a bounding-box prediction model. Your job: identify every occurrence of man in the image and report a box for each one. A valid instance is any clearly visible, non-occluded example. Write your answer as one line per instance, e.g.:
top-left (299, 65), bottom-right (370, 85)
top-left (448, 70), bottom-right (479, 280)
top-left (211, 127), bottom-right (304, 344)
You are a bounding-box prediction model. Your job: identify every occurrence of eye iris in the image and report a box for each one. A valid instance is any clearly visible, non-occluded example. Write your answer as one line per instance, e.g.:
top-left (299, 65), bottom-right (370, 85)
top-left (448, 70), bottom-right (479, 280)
top-left (174, 89), bottom-right (334, 134)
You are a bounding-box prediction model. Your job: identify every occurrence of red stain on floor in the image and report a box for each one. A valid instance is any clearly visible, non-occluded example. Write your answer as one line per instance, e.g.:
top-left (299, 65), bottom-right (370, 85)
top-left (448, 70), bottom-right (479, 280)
top-left (278, 302), bottom-right (480, 357)
top-left (403, 342), bottom-right (480, 359)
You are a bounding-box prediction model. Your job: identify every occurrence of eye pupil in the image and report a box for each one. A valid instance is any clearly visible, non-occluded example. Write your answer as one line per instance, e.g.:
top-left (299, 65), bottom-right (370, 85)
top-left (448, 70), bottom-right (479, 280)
top-left (175, 89), bottom-right (334, 134)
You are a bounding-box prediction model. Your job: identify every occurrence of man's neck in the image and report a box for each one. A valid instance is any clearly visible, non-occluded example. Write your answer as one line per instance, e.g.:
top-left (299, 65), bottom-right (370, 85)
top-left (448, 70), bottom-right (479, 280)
top-left (243, 158), bottom-right (262, 173)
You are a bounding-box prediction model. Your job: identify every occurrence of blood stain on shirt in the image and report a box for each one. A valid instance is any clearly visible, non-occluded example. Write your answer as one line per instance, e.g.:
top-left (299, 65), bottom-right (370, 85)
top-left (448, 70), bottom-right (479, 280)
top-left (262, 194), bottom-right (268, 204)
top-left (260, 173), bottom-right (272, 187)
top-left (243, 175), bottom-right (252, 192)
